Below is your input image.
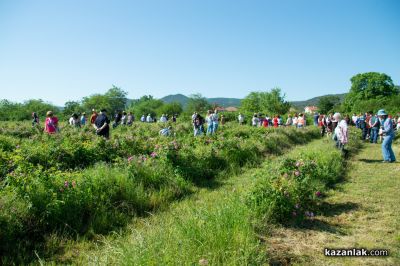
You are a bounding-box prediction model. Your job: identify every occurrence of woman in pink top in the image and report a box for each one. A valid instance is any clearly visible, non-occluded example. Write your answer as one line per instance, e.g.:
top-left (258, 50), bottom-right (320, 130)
top-left (44, 111), bottom-right (59, 134)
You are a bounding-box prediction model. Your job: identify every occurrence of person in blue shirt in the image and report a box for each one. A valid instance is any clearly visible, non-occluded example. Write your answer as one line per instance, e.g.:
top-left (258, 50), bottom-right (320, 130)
top-left (369, 114), bottom-right (380, 144)
top-left (378, 109), bottom-right (396, 163)
top-left (358, 113), bottom-right (367, 140)
top-left (313, 112), bottom-right (319, 126)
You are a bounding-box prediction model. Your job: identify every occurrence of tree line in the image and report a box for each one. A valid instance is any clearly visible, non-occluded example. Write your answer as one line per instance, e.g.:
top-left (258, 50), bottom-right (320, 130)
top-left (0, 72), bottom-right (398, 121)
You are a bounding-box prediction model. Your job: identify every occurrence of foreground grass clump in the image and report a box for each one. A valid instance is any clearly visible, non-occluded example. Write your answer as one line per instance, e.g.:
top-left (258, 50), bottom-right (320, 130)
top-left (246, 131), bottom-right (362, 225)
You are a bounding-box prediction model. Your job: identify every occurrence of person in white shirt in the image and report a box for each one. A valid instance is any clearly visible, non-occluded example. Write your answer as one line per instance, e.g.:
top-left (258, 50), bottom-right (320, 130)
top-left (238, 113), bottom-right (245, 125)
top-left (252, 113), bottom-right (259, 127)
top-left (146, 114), bottom-right (153, 123)
top-left (121, 112), bottom-right (127, 125)
top-left (212, 109), bottom-right (219, 133)
top-left (140, 115), bottom-right (145, 122)
top-left (292, 115), bottom-right (298, 127)
top-left (160, 114), bottom-right (167, 123)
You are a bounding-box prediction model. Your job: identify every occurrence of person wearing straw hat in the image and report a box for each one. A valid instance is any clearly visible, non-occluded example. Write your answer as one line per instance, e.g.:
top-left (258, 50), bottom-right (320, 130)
top-left (378, 109), bottom-right (396, 163)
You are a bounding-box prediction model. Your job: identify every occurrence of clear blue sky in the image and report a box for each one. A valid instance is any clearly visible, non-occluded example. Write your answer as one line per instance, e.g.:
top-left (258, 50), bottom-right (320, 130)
top-left (0, 0), bottom-right (399, 106)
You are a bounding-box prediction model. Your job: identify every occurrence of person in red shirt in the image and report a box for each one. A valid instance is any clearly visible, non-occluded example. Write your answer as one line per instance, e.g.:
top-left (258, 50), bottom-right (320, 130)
top-left (273, 115), bottom-right (279, 128)
top-left (90, 109), bottom-right (98, 124)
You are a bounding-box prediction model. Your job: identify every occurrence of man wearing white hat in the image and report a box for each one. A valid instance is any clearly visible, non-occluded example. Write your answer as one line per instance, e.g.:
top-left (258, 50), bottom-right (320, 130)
top-left (378, 109), bottom-right (396, 163)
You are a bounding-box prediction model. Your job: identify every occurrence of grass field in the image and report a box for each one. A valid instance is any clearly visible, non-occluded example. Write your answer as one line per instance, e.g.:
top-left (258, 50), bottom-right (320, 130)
top-left (263, 141), bottom-right (400, 266)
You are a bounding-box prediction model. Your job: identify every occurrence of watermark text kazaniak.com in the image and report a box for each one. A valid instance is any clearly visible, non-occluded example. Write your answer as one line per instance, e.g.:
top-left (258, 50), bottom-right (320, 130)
top-left (324, 248), bottom-right (389, 257)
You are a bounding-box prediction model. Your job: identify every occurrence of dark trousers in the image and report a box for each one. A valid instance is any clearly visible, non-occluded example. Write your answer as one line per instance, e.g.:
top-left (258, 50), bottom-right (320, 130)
top-left (361, 127), bottom-right (368, 140)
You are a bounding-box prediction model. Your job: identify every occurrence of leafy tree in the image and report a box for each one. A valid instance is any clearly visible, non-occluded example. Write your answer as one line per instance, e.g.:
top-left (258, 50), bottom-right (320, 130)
top-left (157, 102), bottom-right (183, 116)
top-left (0, 99), bottom-right (59, 121)
top-left (82, 85), bottom-right (128, 114)
top-left (63, 101), bottom-right (84, 117)
top-left (240, 88), bottom-right (290, 115)
top-left (185, 94), bottom-right (211, 114)
top-left (128, 95), bottom-right (164, 117)
top-left (342, 72), bottom-right (398, 111)
top-left (317, 96), bottom-right (340, 114)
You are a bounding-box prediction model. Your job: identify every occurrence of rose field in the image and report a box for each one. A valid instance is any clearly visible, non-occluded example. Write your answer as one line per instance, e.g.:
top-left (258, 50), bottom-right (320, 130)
top-left (1, 121), bottom-right (399, 265)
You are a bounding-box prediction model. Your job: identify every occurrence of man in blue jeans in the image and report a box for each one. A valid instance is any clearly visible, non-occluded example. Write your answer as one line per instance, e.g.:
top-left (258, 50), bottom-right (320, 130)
top-left (378, 109), bottom-right (396, 163)
top-left (369, 114), bottom-right (380, 144)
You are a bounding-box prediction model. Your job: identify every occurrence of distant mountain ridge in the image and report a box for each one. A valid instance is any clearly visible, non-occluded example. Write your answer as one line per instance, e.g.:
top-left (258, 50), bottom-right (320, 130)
top-left (160, 93), bottom-right (347, 109)
top-left (290, 93), bottom-right (347, 110)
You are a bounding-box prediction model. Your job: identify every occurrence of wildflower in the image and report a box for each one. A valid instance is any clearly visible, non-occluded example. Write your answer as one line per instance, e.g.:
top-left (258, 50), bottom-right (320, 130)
top-left (16, 145), bottom-right (20, 149)
top-left (292, 211), bottom-right (297, 217)
top-left (310, 212), bottom-right (315, 217)
top-left (295, 161), bottom-right (301, 167)
top-left (294, 170), bottom-right (300, 177)
top-left (199, 258), bottom-right (209, 265)
top-left (128, 156), bottom-right (133, 162)
top-left (283, 173), bottom-right (289, 179)
top-left (295, 204), bottom-right (300, 209)
top-left (72, 180), bottom-right (77, 188)
top-left (64, 181), bottom-right (69, 188)
top-left (315, 191), bottom-right (322, 197)
top-left (150, 152), bottom-right (157, 158)
top-left (284, 190), bottom-right (289, 197)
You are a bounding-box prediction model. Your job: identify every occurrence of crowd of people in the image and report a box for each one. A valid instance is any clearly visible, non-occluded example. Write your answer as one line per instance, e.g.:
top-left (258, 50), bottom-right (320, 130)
top-left (32, 107), bottom-right (397, 163)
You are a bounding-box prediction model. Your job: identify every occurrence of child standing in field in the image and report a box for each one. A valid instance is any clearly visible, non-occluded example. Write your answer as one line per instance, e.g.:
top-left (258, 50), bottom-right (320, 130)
top-left (44, 111), bottom-right (59, 134)
top-left (238, 113), bottom-right (245, 125)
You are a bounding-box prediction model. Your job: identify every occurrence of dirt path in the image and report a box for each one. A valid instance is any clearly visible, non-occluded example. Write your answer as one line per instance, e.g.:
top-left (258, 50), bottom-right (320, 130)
top-left (267, 142), bottom-right (400, 266)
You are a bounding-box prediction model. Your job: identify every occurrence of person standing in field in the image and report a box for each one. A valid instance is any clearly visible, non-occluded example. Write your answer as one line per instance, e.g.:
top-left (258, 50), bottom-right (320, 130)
top-left (194, 113), bottom-right (205, 136)
top-left (32, 112), bottom-right (40, 127)
top-left (273, 115), bottom-right (279, 128)
top-left (297, 113), bottom-right (305, 128)
top-left (251, 113), bottom-right (259, 127)
top-left (206, 110), bottom-right (214, 135)
top-left (313, 112), bottom-right (319, 126)
top-left (80, 112), bottom-right (87, 126)
top-left (369, 113), bottom-right (380, 144)
top-left (127, 112), bottom-right (134, 125)
top-left (146, 114), bottom-right (153, 123)
top-left (285, 115), bottom-right (292, 126)
top-left (212, 109), bottom-right (219, 133)
top-left (378, 109), bottom-right (396, 163)
top-left (263, 115), bottom-right (269, 127)
top-left (121, 111), bottom-right (127, 125)
top-left (358, 113), bottom-right (367, 140)
top-left (69, 113), bottom-right (81, 127)
top-left (44, 111), bottom-right (59, 134)
top-left (292, 114), bottom-right (298, 127)
top-left (220, 115), bottom-right (226, 126)
top-left (238, 113), bottom-right (245, 125)
top-left (333, 112), bottom-right (348, 151)
top-left (90, 109), bottom-right (98, 125)
top-left (93, 109), bottom-right (110, 139)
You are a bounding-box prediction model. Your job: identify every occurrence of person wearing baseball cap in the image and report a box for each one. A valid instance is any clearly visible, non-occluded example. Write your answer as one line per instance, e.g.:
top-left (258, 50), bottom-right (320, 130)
top-left (378, 109), bottom-right (396, 163)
